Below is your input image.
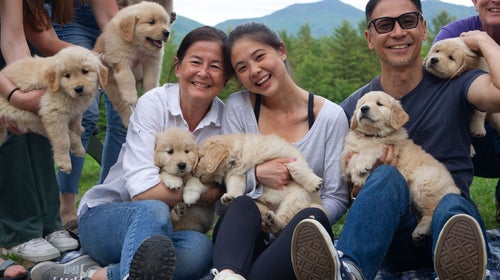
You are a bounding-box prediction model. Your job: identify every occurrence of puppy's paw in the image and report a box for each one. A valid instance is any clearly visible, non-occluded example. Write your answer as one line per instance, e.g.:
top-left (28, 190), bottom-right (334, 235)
top-left (123, 92), bottom-right (138, 108)
top-left (161, 175), bottom-right (183, 190)
top-left (303, 176), bottom-right (323, 193)
top-left (58, 163), bottom-right (72, 174)
top-left (350, 174), bottom-right (367, 187)
top-left (183, 190), bottom-right (201, 205)
top-left (470, 124), bottom-right (486, 137)
top-left (412, 218), bottom-right (431, 246)
top-left (263, 211), bottom-right (285, 236)
top-left (72, 144), bottom-right (86, 157)
top-left (221, 194), bottom-right (234, 205)
top-left (173, 202), bottom-right (186, 217)
top-left (263, 211), bottom-right (277, 226)
top-left (411, 229), bottom-right (429, 247)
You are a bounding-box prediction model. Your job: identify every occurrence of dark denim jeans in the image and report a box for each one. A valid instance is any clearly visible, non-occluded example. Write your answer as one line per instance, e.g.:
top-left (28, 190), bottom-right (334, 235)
top-left (337, 165), bottom-right (487, 280)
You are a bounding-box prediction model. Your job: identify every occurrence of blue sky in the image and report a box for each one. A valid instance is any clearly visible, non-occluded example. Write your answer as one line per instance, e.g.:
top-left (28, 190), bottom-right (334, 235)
top-left (174, 0), bottom-right (474, 26)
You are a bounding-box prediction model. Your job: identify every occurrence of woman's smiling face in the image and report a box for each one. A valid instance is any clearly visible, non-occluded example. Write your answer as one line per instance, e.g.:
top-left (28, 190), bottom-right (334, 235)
top-left (175, 40), bottom-right (226, 102)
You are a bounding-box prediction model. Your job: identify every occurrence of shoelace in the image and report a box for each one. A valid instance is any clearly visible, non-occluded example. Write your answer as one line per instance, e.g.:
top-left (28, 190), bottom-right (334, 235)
top-left (47, 230), bottom-right (71, 239)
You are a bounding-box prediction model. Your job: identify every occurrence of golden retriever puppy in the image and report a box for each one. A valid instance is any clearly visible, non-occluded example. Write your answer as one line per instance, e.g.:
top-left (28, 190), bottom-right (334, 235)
top-left (424, 37), bottom-right (500, 138)
top-left (0, 46), bottom-right (108, 173)
top-left (154, 127), bottom-right (218, 233)
top-left (194, 133), bottom-right (325, 236)
top-left (94, 1), bottom-right (173, 127)
top-left (115, 0), bottom-right (176, 23)
top-left (342, 91), bottom-right (461, 243)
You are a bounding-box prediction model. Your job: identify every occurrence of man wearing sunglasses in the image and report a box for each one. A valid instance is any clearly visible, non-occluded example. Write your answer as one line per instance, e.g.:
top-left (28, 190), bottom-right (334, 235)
top-left (291, 0), bottom-right (500, 279)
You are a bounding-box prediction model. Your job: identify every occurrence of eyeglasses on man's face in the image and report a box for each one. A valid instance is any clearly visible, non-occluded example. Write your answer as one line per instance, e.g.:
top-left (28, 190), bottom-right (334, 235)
top-left (368, 12), bottom-right (422, 34)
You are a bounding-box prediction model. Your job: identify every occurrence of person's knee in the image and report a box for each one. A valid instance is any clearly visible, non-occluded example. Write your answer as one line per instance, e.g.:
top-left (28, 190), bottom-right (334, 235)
top-left (135, 200), bottom-right (171, 226)
top-left (363, 165), bottom-right (407, 195)
top-left (173, 232), bottom-right (213, 279)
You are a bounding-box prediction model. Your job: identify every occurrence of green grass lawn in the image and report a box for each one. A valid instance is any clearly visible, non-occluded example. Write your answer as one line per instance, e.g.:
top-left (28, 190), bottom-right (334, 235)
top-left (79, 155), bottom-right (500, 235)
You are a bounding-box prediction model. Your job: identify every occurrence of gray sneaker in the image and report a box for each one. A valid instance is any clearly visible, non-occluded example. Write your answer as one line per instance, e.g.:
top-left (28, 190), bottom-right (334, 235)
top-left (434, 214), bottom-right (486, 280)
top-left (30, 254), bottom-right (101, 280)
top-left (291, 218), bottom-right (352, 280)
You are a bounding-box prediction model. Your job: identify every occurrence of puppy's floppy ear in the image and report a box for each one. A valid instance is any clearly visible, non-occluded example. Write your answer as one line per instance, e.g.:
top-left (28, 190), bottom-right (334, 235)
top-left (45, 68), bottom-right (60, 93)
top-left (119, 16), bottom-right (138, 42)
top-left (191, 142), bottom-right (199, 170)
top-left (98, 62), bottom-right (108, 88)
top-left (204, 140), bottom-right (229, 174)
top-left (350, 102), bottom-right (361, 130)
top-left (350, 114), bottom-right (358, 130)
top-left (390, 100), bottom-right (409, 129)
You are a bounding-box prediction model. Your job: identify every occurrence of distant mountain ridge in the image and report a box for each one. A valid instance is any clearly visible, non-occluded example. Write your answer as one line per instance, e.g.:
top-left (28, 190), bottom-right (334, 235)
top-left (169, 0), bottom-right (476, 44)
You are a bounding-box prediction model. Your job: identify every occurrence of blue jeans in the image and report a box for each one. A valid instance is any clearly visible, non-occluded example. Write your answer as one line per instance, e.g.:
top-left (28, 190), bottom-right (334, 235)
top-left (79, 200), bottom-right (213, 280)
top-left (52, 3), bottom-right (126, 193)
top-left (337, 165), bottom-right (488, 280)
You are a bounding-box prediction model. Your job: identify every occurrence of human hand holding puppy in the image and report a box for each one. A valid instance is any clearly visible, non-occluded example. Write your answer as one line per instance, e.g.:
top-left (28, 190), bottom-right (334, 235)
top-left (0, 72), bottom-right (45, 134)
top-left (346, 145), bottom-right (399, 198)
top-left (255, 158), bottom-right (295, 190)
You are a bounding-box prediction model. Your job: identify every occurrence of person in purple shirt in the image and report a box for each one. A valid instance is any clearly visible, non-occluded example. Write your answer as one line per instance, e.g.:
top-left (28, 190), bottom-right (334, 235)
top-left (434, 0), bottom-right (500, 222)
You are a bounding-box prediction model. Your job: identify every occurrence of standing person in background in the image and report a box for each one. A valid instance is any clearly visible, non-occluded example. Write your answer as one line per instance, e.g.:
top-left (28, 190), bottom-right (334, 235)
top-left (48, 0), bottom-right (123, 237)
top-left (207, 22), bottom-right (349, 280)
top-left (291, 0), bottom-right (500, 279)
top-left (0, 0), bottom-right (79, 263)
top-left (433, 0), bottom-right (500, 222)
top-left (30, 26), bottom-right (229, 280)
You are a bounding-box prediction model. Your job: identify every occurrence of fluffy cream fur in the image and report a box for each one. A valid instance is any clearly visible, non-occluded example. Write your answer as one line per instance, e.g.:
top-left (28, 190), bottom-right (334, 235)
top-left (94, 1), bottom-right (173, 126)
top-left (0, 46), bottom-right (107, 173)
top-left (195, 133), bottom-right (325, 236)
top-left (341, 91), bottom-right (461, 243)
top-left (154, 127), bottom-right (219, 233)
top-left (424, 37), bottom-right (500, 138)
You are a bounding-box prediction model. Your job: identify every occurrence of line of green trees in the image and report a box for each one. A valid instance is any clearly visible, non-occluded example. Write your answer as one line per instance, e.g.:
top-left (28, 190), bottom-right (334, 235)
top-left (96, 11), bottom-right (458, 137)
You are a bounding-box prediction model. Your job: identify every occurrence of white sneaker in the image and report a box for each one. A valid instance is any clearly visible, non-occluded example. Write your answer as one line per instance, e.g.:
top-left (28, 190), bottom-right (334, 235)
top-left (211, 269), bottom-right (246, 280)
top-left (45, 230), bottom-right (79, 252)
top-left (8, 238), bottom-right (60, 263)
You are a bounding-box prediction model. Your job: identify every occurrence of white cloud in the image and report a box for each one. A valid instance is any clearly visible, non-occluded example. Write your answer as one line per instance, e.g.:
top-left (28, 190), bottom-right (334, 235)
top-left (173, 0), bottom-right (475, 26)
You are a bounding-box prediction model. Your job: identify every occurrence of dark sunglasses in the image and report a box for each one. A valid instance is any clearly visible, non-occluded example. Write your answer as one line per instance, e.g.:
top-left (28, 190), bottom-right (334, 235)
top-left (368, 12), bottom-right (422, 34)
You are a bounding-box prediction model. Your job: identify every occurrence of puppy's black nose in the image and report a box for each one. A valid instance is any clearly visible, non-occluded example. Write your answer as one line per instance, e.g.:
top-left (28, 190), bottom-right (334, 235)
top-left (74, 86), bottom-right (84, 94)
top-left (178, 162), bottom-right (186, 170)
top-left (163, 30), bottom-right (170, 40)
top-left (360, 105), bottom-right (370, 113)
top-left (430, 57), bottom-right (439, 65)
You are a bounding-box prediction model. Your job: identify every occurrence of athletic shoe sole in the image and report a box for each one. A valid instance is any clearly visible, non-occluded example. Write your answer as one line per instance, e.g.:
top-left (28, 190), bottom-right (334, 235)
top-left (129, 235), bottom-right (176, 280)
top-left (434, 214), bottom-right (486, 280)
top-left (291, 219), bottom-right (338, 280)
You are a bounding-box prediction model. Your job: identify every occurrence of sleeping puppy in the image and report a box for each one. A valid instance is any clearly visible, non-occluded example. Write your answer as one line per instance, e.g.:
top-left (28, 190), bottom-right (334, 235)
top-left (194, 133), bottom-right (326, 236)
top-left (341, 91), bottom-right (461, 243)
top-left (94, 1), bottom-right (173, 127)
top-left (424, 37), bottom-right (500, 138)
top-left (154, 127), bottom-right (220, 233)
top-left (0, 46), bottom-right (107, 173)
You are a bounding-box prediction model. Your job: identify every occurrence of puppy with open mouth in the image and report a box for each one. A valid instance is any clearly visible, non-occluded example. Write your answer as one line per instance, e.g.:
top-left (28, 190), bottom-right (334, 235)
top-left (93, 1), bottom-right (174, 127)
